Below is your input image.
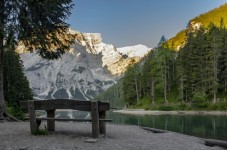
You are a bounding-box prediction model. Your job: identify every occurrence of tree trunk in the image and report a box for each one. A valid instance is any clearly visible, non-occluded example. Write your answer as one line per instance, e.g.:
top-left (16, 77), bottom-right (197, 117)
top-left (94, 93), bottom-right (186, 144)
top-left (213, 36), bottom-right (217, 103)
top-left (151, 79), bottom-right (155, 105)
top-left (0, 0), bottom-right (5, 119)
top-left (225, 79), bottom-right (227, 93)
top-left (180, 77), bottom-right (184, 102)
top-left (164, 60), bottom-right (168, 103)
top-left (135, 77), bottom-right (139, 104)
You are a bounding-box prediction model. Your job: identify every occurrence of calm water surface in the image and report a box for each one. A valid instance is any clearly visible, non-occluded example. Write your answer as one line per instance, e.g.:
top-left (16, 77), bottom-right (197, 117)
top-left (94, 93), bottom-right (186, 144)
top-left (52, 110), bottom-right (227, 141)
top-left (107, 111), bottom-right (227, 141)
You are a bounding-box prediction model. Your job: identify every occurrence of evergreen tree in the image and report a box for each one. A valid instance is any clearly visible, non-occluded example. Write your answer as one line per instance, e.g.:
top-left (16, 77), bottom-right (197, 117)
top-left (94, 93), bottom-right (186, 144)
top-left (123, 64), bottom-right (142, 105)
top-left (3, 46), bottom-right (33, 110)
top-left (142, 51), bottom-right (156, 105)
top-left (0, 0), bottom-right (74, 118)
top-left (218, 27), bottom-right (227, 94)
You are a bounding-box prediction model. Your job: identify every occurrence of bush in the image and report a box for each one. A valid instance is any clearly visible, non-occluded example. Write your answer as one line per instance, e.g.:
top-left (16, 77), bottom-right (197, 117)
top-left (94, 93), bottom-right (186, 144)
top-left (191, 91), bottom-right (209, 110)
top-left (158, 105), bottom-right (174, 111)
top-left (192, 91), bottom-right (207, 101)
top-left (6, 106), bottom-right (25, 120)
top-left (144, 106), bottom-right (150, 110)
top-left (191, 101), bottom-right (209, 110)
top-left (175, 103), bottom-right (188, 110)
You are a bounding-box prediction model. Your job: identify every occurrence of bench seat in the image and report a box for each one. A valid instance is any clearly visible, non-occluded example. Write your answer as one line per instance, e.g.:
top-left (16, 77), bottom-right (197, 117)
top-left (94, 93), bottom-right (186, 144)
top-left (36, 118), bottom-right (113, 122)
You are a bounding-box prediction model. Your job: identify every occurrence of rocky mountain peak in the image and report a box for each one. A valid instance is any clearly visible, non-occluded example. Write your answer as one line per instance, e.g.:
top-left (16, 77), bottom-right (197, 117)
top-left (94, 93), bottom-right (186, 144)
top-left (19, 29), bottom-right (152, 100)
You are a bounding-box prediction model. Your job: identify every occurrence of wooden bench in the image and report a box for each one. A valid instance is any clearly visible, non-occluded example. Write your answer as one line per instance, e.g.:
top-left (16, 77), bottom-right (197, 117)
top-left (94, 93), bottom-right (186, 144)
top-left (20, 99), bottom-right (112, 138)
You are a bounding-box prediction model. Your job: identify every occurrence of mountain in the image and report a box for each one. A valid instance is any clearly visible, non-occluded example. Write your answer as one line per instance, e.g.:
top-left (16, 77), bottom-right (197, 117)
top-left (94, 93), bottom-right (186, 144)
top-left (19, 30), bottom-right (151, 100)
top-left (166, 3), bottom-right (227, 50)
top-left (117, 44), bottom-right (150, 58)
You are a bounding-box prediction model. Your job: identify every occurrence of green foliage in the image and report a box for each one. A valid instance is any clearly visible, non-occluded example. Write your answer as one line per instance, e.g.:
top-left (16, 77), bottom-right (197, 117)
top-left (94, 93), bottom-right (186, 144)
top-left (123, 63), bottom-right (143, 105)
top-left (0, 0), bottom-right (74, 117)
top-left (32, 129), bottom-right (48, 136)
top-left (192, 91), bottom-right (208, 102)
top-left (97, 4), bottom-right (227, 111)
top-left (191, 101), bottom-right (209, 110)
top-left (6, 106), bottom-right (25, 120)
top-left (3, 47), bottom-right (33, 116)
top-left (207, 101), bottom-right (227, 110)
top-left (173, 103), bottom-right (189, 110)
top-left (166, 3), bottom-right (227, 50)
top-left (158, 105), bottom-right (174, 111)
top-left (95, 78), bottom-right (124, 108)
top-left (3, 0), bottom-right (74, 59)
top-left (4, 49), bottom-right (33, 120)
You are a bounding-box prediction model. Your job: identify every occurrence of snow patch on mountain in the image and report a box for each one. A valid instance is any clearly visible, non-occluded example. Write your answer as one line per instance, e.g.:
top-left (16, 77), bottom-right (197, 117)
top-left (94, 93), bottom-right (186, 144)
top-left (20, 30), bottom-right (152, 100)
top-left (117, 44), bottom-right (150, 58)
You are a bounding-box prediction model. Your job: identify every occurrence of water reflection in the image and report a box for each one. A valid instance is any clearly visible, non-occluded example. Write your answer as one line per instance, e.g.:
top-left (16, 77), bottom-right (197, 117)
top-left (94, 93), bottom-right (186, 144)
top-left (107, 112), bottom-right (227, 141)
top-left (38, 110), bottom-right (90, 119)
top-left (39, 110), bottom-right (227, 140)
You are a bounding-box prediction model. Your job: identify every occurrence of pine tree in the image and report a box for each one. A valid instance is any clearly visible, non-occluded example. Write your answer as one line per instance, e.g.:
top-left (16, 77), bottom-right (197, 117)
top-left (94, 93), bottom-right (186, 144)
top-left (0, 0), bottom-right (74, 118)
top-left (4, 46), bottom-right (33, 110)
top-left (123, 64), bottom-right (142, 105)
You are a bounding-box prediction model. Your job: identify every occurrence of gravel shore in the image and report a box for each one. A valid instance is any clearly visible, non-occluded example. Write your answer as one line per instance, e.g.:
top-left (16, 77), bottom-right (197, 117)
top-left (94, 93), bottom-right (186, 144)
top-left (0, 121), bottom-right (225, 150)
top-left (114, 109), bottom-right (227, 116)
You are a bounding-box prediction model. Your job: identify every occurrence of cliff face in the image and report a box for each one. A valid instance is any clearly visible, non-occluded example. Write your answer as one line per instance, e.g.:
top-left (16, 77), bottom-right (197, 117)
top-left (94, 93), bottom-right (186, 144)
top-left (20, 30), bottom-right (151, 100)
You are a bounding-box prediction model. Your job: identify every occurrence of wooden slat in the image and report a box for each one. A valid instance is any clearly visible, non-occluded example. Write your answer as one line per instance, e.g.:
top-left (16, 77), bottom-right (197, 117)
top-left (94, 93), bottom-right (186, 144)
top-left (98, 101), bottom-right (110, 111)
top-left (35, 99), bottom-right (91, 111)
top-left (99, 119), bottom-right (113, 122)
top-left (31, 118), bottom-right (112, 122)
top-left (20, 99), bottom-right (110, 111)
top-left (36, 118), bottom-right (93, 122)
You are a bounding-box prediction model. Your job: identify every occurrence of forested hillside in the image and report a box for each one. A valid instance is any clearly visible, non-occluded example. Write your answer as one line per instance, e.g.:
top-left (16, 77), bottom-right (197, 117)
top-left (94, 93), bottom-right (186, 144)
top-left (166, 3), bottom-right (227, 50)
top-left (96, 4), bottom-right (227, 110)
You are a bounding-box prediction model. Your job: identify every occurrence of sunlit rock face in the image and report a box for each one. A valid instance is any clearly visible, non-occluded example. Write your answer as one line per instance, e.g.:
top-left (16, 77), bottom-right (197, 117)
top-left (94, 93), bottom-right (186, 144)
top-left (20, 29), bottom-right (151, 100)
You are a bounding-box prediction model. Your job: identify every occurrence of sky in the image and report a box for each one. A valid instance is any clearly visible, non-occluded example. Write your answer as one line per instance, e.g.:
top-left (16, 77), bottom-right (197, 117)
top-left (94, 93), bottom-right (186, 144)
top-left (67, 0), bottom-right (227, 48)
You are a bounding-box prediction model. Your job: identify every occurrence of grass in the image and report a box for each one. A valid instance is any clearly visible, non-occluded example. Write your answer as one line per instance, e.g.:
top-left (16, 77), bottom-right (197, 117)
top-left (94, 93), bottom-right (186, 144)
top-left (32, 129), bottom-right (48, 136)
top-left (6, 106), bottom-right (25, 120)
top-left (32, 125), bottom-right (48, 136)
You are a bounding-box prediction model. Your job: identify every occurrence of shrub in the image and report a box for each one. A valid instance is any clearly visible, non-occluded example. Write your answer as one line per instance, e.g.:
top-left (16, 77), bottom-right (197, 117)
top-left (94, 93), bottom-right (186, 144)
top-left (144, 106), bottom-right (150, 110)
top-left (191, 91), bottom-right (209, 110)
top-left (158, 105), bottom-right (174, 111)
top-left (6, 106), bottom-right (25, 120)
top-left (175, 103), bottom-right (188, 110)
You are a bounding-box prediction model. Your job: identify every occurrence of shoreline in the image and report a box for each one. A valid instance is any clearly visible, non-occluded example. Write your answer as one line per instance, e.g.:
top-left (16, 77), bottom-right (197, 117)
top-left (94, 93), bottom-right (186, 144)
top-left (0, 121), bottom-right (225, 150)
top-left (113, 109), bottom-right (227, 115)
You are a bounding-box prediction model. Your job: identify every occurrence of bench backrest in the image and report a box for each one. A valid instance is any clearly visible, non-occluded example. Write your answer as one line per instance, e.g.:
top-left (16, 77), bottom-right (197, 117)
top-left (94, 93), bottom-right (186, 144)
top-left (20, 99), bottom-right (110, 111)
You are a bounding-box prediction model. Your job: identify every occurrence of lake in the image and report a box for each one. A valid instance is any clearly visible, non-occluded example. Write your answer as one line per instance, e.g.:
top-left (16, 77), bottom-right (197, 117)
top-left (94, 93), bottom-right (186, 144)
top-left (47, 110), bottom-right (227, 141)
top-left (107, 111), bottom-right (227, 141)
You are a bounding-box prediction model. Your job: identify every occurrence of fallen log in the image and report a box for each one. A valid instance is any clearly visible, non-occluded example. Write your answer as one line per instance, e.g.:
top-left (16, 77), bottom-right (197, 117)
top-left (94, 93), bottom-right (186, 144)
top-left (141, 127), bottom-right (166, 133)
top-left (204, 139), bottom-right (227, 149)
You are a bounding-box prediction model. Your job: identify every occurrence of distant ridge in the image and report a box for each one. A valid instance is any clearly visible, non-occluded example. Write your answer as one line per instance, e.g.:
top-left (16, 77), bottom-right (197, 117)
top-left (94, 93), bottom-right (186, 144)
top-left (166, 3), bottom-right (227, 50)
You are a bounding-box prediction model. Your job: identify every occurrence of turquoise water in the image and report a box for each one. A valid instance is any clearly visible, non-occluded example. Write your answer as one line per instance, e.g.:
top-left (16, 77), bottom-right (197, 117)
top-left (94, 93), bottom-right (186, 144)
top-left (53, 110), bottom-right (227, 141)
top-left (107, 112), bottom-right (227, 141)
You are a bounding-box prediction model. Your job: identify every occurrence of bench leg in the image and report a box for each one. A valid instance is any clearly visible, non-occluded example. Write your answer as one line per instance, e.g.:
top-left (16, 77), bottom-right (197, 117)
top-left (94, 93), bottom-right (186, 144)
top-left (36, 120), bottom-right (42, 129)
top-left (99, 111), bottom-right (106, 134)
top-left (91, 102), bottom-right (99, 138)
top-left (46, 109), bottom-right (55, 131)
top-left (28, 101), bottom-right (38, 134)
